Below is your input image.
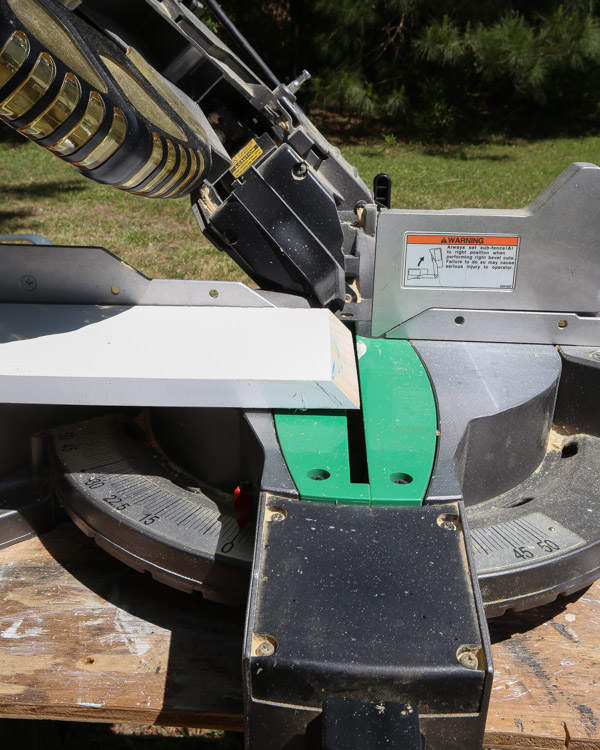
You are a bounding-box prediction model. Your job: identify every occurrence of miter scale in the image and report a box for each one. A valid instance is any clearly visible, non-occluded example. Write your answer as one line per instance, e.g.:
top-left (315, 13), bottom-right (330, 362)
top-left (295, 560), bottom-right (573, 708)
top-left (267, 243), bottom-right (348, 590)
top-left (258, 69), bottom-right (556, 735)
top-left (0, 0), bottom-right (598, 747)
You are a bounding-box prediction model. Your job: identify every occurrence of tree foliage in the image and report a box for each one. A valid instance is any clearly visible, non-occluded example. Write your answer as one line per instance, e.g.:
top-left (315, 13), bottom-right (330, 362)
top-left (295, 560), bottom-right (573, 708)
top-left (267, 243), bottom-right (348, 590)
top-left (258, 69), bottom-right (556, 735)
top-left (222, 1), bottom-right (600, 138)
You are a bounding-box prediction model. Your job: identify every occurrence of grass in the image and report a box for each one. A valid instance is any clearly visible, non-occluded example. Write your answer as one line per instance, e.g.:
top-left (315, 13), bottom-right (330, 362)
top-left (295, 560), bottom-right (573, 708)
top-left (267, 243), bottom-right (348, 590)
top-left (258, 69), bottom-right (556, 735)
top-left (344, 136), bottom-right (600, 210)
top-left (0, 130), bottom-right (245, 283)
top-left (2, 130), bottom-right (600, 282)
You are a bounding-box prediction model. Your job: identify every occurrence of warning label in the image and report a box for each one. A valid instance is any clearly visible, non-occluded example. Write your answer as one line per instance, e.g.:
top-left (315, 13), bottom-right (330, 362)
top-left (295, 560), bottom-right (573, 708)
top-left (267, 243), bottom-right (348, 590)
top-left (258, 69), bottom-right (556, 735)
top-left (229, 139), bottom-right (263, 179)
top-left (403, 233), bottom-right (519, 289)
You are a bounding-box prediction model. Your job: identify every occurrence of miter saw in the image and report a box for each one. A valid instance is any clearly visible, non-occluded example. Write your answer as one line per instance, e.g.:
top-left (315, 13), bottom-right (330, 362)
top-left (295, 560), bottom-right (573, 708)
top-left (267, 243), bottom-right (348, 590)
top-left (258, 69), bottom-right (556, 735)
top-left (0, 0), bottom-right (598, 747)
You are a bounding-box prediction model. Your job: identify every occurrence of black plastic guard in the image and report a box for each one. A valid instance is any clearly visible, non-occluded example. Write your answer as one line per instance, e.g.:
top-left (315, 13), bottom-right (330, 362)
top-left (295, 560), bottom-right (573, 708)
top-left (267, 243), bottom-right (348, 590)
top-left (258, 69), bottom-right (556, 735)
top-left (209, 146), bottom-right (347, 310)
top-left (244, 496), bottom-right (493, 749)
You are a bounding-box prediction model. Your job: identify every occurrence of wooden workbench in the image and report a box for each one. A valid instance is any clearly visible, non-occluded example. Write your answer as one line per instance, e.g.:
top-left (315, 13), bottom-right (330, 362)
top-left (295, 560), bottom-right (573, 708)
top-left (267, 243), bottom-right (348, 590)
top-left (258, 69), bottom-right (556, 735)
top-left (0, 525), bottom-right (597, 748)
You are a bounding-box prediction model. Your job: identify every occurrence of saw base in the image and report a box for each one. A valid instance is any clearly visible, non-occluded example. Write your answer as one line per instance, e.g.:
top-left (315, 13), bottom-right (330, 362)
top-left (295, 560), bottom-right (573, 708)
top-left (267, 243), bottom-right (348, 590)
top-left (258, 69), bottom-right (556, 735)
top-left (50, 402), bottom-right (600, 615)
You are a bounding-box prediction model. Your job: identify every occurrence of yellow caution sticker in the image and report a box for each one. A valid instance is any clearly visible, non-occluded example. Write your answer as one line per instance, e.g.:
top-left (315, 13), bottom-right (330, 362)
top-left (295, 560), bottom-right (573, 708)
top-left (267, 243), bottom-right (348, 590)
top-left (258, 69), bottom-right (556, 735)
top-left (229, 139), bottom-right (263, 179)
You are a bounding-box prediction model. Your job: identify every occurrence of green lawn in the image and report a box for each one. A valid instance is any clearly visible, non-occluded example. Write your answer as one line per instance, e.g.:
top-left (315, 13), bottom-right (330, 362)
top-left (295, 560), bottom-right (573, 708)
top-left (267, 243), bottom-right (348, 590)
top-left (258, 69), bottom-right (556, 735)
top-left (0, 130), bottom-right (243, 283)
top-left (1, 130), bottom-right (600, 281)
top-left (345, 136), bottom-right (600, 210)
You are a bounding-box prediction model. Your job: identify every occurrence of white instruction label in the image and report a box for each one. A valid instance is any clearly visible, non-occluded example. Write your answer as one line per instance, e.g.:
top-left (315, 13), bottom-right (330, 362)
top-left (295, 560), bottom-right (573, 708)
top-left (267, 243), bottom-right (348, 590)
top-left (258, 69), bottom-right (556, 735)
top-left (403, 233), bottom-right (519, 289)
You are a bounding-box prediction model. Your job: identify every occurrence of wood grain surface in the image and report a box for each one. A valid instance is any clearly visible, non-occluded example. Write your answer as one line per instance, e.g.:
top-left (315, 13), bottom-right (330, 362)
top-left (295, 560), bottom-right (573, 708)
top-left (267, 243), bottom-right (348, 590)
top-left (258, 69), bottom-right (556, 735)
top-left (485, 583), bottom-right (600, 749)
top-left (0, 525), bottom-right (597, 749)
top-left (0, 525), bottom-right (244, 729)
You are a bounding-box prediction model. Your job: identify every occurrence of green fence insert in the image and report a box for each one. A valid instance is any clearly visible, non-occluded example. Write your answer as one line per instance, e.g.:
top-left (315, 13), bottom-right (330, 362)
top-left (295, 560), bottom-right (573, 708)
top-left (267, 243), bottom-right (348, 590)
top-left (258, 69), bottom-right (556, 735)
top-left (274, 337), bottom-right (438, 507)
top-left (273, 410), bottom-right (370, 504)
top-left (356, 336), bottom-right (437, 506)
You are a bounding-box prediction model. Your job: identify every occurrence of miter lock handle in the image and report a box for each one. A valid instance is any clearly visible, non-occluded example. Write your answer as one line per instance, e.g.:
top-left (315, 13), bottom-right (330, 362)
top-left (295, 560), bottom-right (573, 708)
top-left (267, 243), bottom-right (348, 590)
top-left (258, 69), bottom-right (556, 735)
top-left (373, 173), bottom-right (392, 209)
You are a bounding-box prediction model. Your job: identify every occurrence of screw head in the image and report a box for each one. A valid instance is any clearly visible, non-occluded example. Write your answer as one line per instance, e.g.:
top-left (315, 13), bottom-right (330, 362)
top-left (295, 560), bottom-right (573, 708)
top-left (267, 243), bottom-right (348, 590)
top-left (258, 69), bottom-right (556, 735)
top-left (222, 229), bottom-right (237, 245)
top-left (293, 163), bottom-right (308, 178)
top-left (20, 274), bottom-right (37, 291)
top-left (437, 514), bottom-right (458, 531)
top-left (270, 512), bottom-right (285, 522)
top-left (256, 640), bottom-right (275, 657)
top-left (458, 651), bottom-right (479, 669)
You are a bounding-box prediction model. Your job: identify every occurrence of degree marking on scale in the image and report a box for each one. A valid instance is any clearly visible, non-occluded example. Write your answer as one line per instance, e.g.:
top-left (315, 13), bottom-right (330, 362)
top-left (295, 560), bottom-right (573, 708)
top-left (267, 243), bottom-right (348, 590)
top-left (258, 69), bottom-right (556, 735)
top-left (134, 488), bottom-right (165, 510)
top-left (201, 518), bottom-right (222, 536)
top-left (519, 516), bottom-right (546, 540)
top-left (110, 476), bottom-right (144, 494)
top-left (158, 496), bottom-right (199, 520)
top-left (175, 505), bottom-right (213, 527)
top-left (188, 509), bottom-right (222, 532)
top-left (471, 512), bottom-right (587, 577)
top-left (516, 518), bottom-right (540, 543)
top-left (81, 446), bottom-right (119, 461)
top-left (221, 523), bottom-right (243, 543)
top-left (160, 496), bottom-right (196, 516)
top-left (184, 507), bottom-right (214, 528)
top-left (56, 419), bottom-right (256, 565)
top-left (92, 459), bottom-right (130, 472)
top-left (173, 503), bottom-right (205, 525)
top-left (110, 479), bottom-right (144, 501)
top-left (515, 518), bottom-right (542, 544)
top-left (153, 501), bottom-right (182, 520)
top-left (140, 490), bottom-right (171, 513)
top-left (477, 527), bottom-right (503, 552)
top-left (496, 522), bottom-right (525, 548)
top-left (489, 523), bottom-right (518, 549)
top-left (470, 535), bottom-right (489, 556)
top-left (505, 518), bottom-right (535, 546)
top-left (130, 485), bottom-right (156, 504)
top-left (122, 480), bottom-right (158, 503)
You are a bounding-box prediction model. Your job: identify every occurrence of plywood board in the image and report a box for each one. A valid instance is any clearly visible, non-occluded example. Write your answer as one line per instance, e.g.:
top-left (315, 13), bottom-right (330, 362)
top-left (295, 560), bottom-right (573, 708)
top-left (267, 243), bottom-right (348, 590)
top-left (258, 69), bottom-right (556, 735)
top-left (0, 525), bottom-right (596, 747)
top-left (0, 526), bottom-right (244, 728)
top-left (486, 585), bottom-right (600, 749)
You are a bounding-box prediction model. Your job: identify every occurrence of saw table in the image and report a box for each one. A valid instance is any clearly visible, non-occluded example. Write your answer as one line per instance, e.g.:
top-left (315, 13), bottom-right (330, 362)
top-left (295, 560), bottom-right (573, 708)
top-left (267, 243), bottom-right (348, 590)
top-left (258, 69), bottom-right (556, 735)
top-left (0, 1), bottom-right (598, 747)
top-left (0, 525), bottom-right (597, 748)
